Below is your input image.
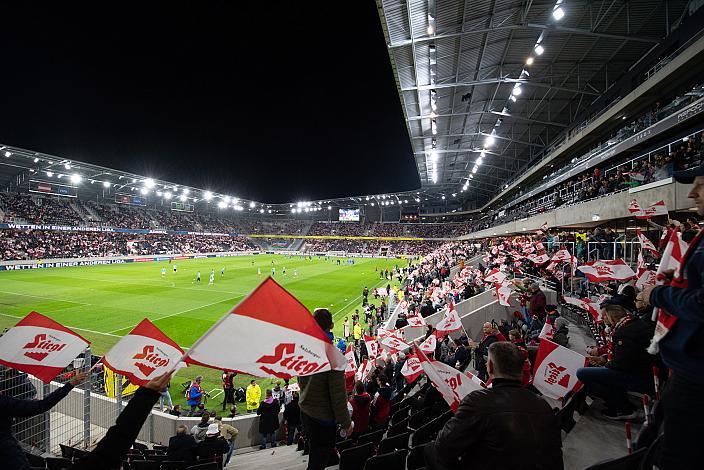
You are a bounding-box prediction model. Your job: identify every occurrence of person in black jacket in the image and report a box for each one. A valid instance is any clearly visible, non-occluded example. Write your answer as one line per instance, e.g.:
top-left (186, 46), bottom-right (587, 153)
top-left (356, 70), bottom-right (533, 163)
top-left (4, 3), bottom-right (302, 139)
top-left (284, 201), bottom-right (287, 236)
top-left (71, 372), bottom-right (172, 469)
top-left (1, 370), bottom-right (87, 470)
top-left (283, 393), bottom-right (302, 445)
top-left (195, 424), bottom-right (229, 464)
top-left (257, 389), bottom-right (280, 449)
top-left (426, 342), bottom-right (563, 470)
top-left (167, 425), bottom-right (196, 465)
top-left (577, 296), bottom-right (655, 419)
top-left (468, 322), bottom-right (498, 382)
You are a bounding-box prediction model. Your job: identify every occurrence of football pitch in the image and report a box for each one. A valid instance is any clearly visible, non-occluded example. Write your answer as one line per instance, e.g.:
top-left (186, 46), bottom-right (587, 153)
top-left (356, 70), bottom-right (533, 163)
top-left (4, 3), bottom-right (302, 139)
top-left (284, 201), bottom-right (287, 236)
top-left (0, 254), bottom-right (405, 412)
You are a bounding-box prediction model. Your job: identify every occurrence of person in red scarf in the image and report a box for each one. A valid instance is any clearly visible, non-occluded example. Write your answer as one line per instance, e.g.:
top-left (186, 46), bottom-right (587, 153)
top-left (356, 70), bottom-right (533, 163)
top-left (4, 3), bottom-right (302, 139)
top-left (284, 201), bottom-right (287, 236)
top-left (576, 295), bottom-right (655, 419)
top-left (642, 165), bottom-right (704, 469)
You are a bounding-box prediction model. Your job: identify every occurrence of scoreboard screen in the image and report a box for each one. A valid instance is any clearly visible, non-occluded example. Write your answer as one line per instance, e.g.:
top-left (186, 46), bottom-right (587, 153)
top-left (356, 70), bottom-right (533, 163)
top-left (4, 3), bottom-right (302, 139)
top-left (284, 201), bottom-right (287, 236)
top-left (115, 194), bottom-right (147, 206)
top-left (339, 208), bottom-right (360, 222)
top-left (171, 201), bottom-right (194, 212)
top-left (29, 180), bottom-right (77, 198)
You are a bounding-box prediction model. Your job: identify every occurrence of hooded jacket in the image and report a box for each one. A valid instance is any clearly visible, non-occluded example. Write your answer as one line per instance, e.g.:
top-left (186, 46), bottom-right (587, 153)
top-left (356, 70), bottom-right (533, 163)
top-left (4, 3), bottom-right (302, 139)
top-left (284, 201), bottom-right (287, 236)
top-left (349, 392), bottom-right (372, 434)
top-left (246, 383), bottom-right (262, 411)
top-left (257, 398), bottom-right (280, 434)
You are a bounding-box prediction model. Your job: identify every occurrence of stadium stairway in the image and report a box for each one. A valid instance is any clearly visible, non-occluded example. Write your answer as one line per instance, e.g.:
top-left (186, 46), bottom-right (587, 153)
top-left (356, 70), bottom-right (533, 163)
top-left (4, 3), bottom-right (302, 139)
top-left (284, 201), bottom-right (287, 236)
top-left (228, 445), bottom-right (308, 470)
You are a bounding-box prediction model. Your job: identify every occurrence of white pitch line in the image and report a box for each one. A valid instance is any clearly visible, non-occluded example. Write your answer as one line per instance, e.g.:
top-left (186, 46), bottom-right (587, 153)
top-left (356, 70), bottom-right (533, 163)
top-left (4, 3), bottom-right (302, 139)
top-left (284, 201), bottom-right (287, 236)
top-left (0, 290), bottom-right (93, 306)
top-left (0, 313), bottom-right (121, 338)
top-left (106, 293), bottom-right (245, 334)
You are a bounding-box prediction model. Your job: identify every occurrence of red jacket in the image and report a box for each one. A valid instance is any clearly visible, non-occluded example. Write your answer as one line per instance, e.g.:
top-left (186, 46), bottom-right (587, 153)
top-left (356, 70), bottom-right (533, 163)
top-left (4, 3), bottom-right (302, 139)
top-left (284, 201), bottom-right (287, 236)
top-left (349, 393), bottom-right (372, 434)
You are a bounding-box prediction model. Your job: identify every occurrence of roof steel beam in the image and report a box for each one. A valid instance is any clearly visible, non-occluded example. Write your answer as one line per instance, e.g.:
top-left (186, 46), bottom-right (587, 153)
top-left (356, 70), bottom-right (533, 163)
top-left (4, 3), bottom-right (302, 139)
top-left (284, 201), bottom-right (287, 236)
top-left (401, 77), bottom-right (600, 96)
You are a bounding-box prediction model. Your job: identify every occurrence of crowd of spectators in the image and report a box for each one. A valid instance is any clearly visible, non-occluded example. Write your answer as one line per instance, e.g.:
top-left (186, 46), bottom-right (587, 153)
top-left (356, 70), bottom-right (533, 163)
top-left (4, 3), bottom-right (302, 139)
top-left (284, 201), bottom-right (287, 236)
top-left (305, 239), bottom-right (444, 256)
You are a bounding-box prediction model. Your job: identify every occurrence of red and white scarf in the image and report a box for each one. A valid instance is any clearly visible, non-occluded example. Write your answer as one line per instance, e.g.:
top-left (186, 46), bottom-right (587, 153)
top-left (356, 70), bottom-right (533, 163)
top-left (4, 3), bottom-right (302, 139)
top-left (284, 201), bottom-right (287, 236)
top-left (648, 229), bottom-right (703, 354)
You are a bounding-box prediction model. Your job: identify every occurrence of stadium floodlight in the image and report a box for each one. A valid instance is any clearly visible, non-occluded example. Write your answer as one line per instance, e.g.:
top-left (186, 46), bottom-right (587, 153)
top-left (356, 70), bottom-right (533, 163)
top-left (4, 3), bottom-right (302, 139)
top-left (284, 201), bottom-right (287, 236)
top-left (552, 7), bottom-right (565, 20)
top-left (441, 195), bottom-right (446, 200)
top-left (327, 205), bottom-right (332, 210)
top-left (472, 166), bottom-right (478, 174)
top-left (182, 188), bottom-right (189, 195)
top-left (526, 57), bottom-right (534, 66)
top-left (484, 135), bottom-right (496, 147)
top-left (512, 85), bottom-right (522, 96)
top-left (370, 202), bottom-right (375, 206)
top-left (144, 178), bottom-right (155, 188)
top-left (203, 191), bottom-right (213, 200)
top-left (452, 193), bottom-right (456, 197)
top-left (64, 162), bottom-right (71, 169)
top-left (179, 194), bottom-right (187, 202)
top-left (33, 157), bottom-right (39, 163)
top-left (427, 25), bottom-right (434, 35)
top-left (224, 196), bottom-right (231, 203)
top-left (268, 209), bottom-right (272, 213)
top-left (103, 181), bottom-right (111, 188)
top-left (534, 44), bottom-right (544, 55)
top-left (510, 95), bottom-right (517, 102)
top-left (4, 151), bottom-right (11, 158)
top-left (156, 190), bottom-right (162, 196)
top-left (46, 171), bottom-right (53, 177)
top-left (70, 173), bottom-right (82, 184)
top-left (218, 201), bottom-right (227, 209)
top-left (429, 111), bottom-right (437, 119)
top-left (131, 178), bottom-right (137, 183)
top-left (164, 192), bottom-right (172, 200)
top-left (404, 199), bottom-right (408, 203)
top-left (477, 157), bottom-right (484, 166)
top-left (249, 201), bottom-right (256, 208)
top-left (141, 188), bottom-right (149, 195)
top-left (291, 208), bottom-right (296, 213)
top-left (260, 208), bottom-right (264, 213)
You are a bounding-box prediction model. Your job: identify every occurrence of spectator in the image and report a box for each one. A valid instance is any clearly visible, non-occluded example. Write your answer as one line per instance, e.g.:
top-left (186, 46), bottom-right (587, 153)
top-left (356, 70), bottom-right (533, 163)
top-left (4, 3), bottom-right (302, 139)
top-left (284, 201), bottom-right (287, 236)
top-left (257, 389), bottom-right (281, 449)
top-left (299, 308), bottom-right (352, 470)
top-left (196, 423), bottom-right (229, 464)
top-left (642, 165), bottom-right (704, 468)
top-left (214, 416), bottom-right (238, 466)
top-left (370, 374), bottom-right (392, 427)
top-left (167, 425), bottom-right (197, 466)
top-left (283, 392), bottom-right (302, 446)
top-left (577, 296), bottom-right (655, 419)
top-left (468, 322), bottom-right (499, 382)
top-left (246, 379), bottom-right (261, 413)
top-left (190, 412), bottom-right (211, 443)
top-left (169, 404), bottom-right (182, 417)
top-left (349, 381), bottom-right (372, 438)
top-left (552, 317), bottom-right (570, 347)
top-left (529, 283), bottom-right (547, 319)
top-left (221, 371), bottom-right (236, 412)
top-left (426, 342), bottom-right (563, 469)
top-left (0, 371), bottom-right (87, 469)
top-left (186, 376), bottom-right (205, 414)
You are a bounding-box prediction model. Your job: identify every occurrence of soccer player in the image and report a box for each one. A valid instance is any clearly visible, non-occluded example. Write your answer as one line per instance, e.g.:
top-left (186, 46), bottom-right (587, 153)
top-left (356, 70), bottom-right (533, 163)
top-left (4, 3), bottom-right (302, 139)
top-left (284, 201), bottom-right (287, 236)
top-left (221, 267), bottom-right (225, 277)
top-left (257, 267), bottom-right (262, 275)
top-left (293, 268), bottom-right (298, 277)
top-left (161, 267), bottom-right (166, 278)
top-left (282, 266), bottom-right (286, 275)
top-left (196, 271), bottom-right (201, 283)
top-left (209, 272), bottom-right (215, 286)
top-left (271, 266), bottom-right (276, 276)
top-left (173, 264), bottom-right (177, 273)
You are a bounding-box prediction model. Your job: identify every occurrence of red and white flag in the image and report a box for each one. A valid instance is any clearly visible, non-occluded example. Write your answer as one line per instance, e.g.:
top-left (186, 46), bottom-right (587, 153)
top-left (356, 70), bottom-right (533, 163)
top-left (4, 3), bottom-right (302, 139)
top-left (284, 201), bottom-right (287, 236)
top-left (184, 277), bottom-right (345, 379)
top-left (355, 358), bottom-right (375, 382)
top-left (363, 334), bottom-right (379, 358)
top-left (0, 312), bottom-right (90, 383)
top-left (535, 242), bottom-right (545, 251)
top-left (527, 253), bottom-right (550, 265)
top-left (379, 335), bottom-right (410, 355)
top-left (102, 319), bottom-right (184, 387)
top-left (532, 339), bottom-right (587, 400)
top-left (629, 199), bottom-right (668, 219)
top-left (406, 312), bottom-right (426, 327)
top-left (414, 345), bottom-right (484, 411)
top-left (435, 302), bottom-right (463, 337)
top-left (344, 345), bottom-right (357, 377)
top-left (577, 259), bottom-right (636, 282)
top-left (539, 322), bottom-right (554, 340)
top-left (636, 229), bottom-right (660, 256)
top-left (419, 332), bottom-right (437, 354)
top-left (648, 228), bottom-right (690, 354)
top-left (400, 354), bottom-right (423, 383)
top-left (563, 296), bottom-right (601, 322)
top-left (636, 250), bottom-right (647, 276)
top-left (636, 270), bottom-right (657, 290)
top-left (484, 268), bottom-right (507, 284)
top-left (539, 222), bottom-right (548, 231)
top-left (495, 283), bottom-right (513, 307)
top-left (551, 249), bottom-right (575, 264)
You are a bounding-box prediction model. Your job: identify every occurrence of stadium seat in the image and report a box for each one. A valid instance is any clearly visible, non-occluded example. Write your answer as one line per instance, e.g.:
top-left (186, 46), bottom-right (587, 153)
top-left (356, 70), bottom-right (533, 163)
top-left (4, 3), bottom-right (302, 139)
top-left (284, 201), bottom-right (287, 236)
top-left (389, 405), bottom-right (410, 425)
top-left (363, 449), bottom-right (408, 470)
top-left (406, 443), bottom-right (430, 470)
top-left (387, 417), bottom-right (409, 437)
top-left (45, 457), bottom-right (72, 470)
top-left (583, 448), bottom-right (647, 470)
top-left (335, 439), bottom-right (354, 452)
top-left (378, 431), bottom-right (410, 454)
top-left (338, 442), bottom-right (373, 470)
top-left (357, 428), bottom-right (385, 446)
top-left (408, 408), bottom-right (428, 430)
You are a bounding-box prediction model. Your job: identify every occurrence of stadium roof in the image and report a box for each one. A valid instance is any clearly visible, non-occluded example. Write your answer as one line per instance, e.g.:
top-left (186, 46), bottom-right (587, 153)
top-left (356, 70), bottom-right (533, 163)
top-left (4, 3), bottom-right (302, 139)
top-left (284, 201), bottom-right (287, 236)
top-left (376, 0), bottom-right (689, 202)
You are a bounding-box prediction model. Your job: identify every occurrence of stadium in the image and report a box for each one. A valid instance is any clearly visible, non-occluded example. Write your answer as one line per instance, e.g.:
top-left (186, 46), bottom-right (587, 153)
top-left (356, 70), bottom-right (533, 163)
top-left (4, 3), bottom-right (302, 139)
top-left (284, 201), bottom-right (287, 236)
top-left (0, 1), bottom-right (702, 469)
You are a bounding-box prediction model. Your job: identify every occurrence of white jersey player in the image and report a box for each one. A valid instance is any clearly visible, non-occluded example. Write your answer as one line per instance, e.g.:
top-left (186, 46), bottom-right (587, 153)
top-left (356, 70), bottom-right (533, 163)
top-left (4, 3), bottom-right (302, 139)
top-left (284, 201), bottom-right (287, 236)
top-left (196, 271), bottom-right (201, 283)
top-left (209, 272), bottom-right (215, 285)
top-left (173, 264), bottom-right (177, 273)
top-left (161, 267), bottom-right (166, 277)
top-left (257, 267), bottom-right (262, 275)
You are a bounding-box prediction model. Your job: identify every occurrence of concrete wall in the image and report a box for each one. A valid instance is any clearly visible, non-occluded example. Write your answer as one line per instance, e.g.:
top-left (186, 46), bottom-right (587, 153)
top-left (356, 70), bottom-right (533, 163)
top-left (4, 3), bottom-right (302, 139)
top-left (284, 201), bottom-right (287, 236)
top-left (462, 179), bottom-right (694, 239)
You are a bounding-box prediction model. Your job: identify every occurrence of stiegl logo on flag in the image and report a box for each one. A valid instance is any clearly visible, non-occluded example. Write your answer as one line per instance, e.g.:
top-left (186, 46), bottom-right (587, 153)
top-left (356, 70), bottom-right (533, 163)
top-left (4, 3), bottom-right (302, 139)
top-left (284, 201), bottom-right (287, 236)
top-left (132, 345), bottom-right (172, 377)
top-left (256, 343), bottom-right (329, 376)
top-left (543, 362), bottom-right (571, 388)
top-left (23, 333), bottom-right (69, 361)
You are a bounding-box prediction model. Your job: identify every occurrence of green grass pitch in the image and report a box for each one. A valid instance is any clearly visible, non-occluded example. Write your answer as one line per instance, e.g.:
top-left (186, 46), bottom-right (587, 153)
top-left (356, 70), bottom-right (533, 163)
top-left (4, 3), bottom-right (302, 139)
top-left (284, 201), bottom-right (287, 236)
top-left (0, 254), bottom-right (406, 413)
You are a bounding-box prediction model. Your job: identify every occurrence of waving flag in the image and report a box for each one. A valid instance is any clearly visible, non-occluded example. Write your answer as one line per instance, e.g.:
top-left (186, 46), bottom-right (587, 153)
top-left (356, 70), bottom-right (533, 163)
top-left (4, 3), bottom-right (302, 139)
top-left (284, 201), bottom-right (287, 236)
top-left (629, 199), bottom-right (668, 219)
top-left (363, 334), bottom-right (379, 358)
top-left (636, 250), bottom-right (647, 276)
top-left (484, 268), bottom-right (507, 284)
top-left (184, 277), bottom-right (345, 379)
top-left (636, 229), bottom-right (660, 256)
top-left (539, 322), bottom-right (554, 340)
top-left (539, 222), bottom-right (548, 232)
top-left (435, 302), bottom-right (463, 337)
top-left (532, 339), bottom-right (587, 400)
top-left (535, 242), bottom-right (545, 251)
top-left (406, 312), bottom-right (426, 327)
top-left (400, 354), bottom-right (423, 384)
top-left (103, 319), bottom-right (184, 387)
top-left (649, 228), bottom-right (691, 354)
top-left (379, 335), bottom-right (410, 355)
top-left (551, 249), bottom-right (575, 264)
top-left (344, 345), bottom-right (357, 375)
top-left (419, 332), bottom-right (437, 354)
top-left (355, 358), bottom-right (375, 382)
top-left (0, 311), bottom-right (90, 383)
top-left (577, 259), bottom-right (636, 282)
top-left (527, 253), bottom-right (550, 265)
top-left (496, 283), bottom-right (513, 307)
top-left (414, 345), bottom-right (484, 411)
top-left (636, 270), bottom-right (657, 290)
top-left (564, 296), bottom-right (602, 322)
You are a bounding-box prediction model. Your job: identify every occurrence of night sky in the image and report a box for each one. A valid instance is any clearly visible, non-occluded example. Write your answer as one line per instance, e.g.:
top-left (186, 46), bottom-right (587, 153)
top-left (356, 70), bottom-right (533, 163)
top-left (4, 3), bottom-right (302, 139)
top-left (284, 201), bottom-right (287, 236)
top-left (0, 1), bottom-right (419, 203)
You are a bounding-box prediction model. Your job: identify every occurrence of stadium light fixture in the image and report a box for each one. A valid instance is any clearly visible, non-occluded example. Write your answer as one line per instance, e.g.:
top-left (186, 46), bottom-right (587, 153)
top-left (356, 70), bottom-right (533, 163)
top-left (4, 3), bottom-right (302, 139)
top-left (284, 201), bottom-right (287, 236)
top-left (218, 201), bottom-right (227, 209)
top-left (427, 25), bottom-right (434, 35)
top-left (371, 202), bottom-right (375, 206)
top-left (441, 195), bottom-right (446, 200)
top-left (4, 151), bottom-right (11, 158)
top-left (156, 190), bottom-right (162, 196)
top-left (203, 191), bottom-right (213, 200)
top-left (144, 178), bottom-right (155, 188)
top-left (249, 201), bottom-right (256, 208)
top-left (510, 95), bottom-right (517, 102)
top-left (131, 178), bottom-right (137, 183)
top-left (182, 188), bottom-right (189, 195)
top-left (70, 173), bottom-right (82, 184)
top-left (224, 196), bottom-right (231, 203)
top-left (64, 162), bottom-right (71, 169)
top-left (429, 111), bottom-right (437, 119)
top-left (472, 166), bottom-right (478, 174)
top-left (512, 85), bottom-right (522, 96)
top-left (268, 209), bottom-right (272, 213)
top-left (141, 188), bottom-right (149, 195)
top-left (526, 57), bottom-right (534, 66)
top-left (46, 171), bottom-right (53, 177)
top-left (103, 180), bottom-right (111, 188)
top-left (552, 7), bottom-right (565, 20)
top-left (534, 44), bottom-right (544, 56)
top-left (291, 208), bottom-right (296, 213)
top-left (164, 192), bottom-right (172, 200)
top-left (260, 208), bottom-right (265, 213)
top-left (179, 194), bottom-right (187, 202)
top-left (484, 135), bottom-right (495, 147)
top-left (452, 193), bottom-right (456, 197)
top-left (327, 205), bottom-right (332, 210)
top-left (33, 157), bottom-right (39, 163)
